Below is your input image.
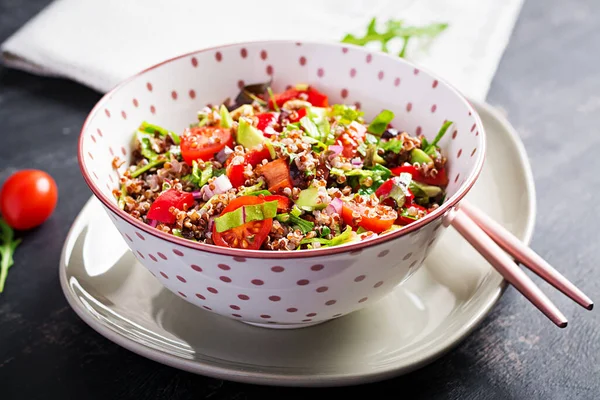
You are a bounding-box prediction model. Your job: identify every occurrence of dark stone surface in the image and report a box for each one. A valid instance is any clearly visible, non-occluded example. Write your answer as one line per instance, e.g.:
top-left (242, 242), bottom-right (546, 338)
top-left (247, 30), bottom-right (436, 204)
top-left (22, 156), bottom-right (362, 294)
top-left (0, 0), bottom-right (599, 398)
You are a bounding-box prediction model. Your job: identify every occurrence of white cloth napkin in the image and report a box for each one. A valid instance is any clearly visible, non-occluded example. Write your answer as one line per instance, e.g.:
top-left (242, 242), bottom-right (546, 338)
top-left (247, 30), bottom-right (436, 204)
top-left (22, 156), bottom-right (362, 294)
top-left (1, 0), bottom-right (523, 101)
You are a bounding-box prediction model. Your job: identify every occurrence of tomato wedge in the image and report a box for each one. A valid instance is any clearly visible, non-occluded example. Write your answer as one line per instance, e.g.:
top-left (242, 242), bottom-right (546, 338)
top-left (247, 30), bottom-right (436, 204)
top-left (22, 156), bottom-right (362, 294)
top-left (181, 126), bottom-right (233, 164)
top-left (212, 196), bottom-right (272, 250)
top-left (336, 121), bottom-right (366, 158)
top-left (397, 204), bottom-right (427, 226)
top-left (256, 112), bottom-right (279, 137)
top-left (288, 107), bottom-right (307, 123)
top-left (391, 165), bottom-right (449, 187)
top-left (263, 195), bottom-right (291, 212)
top-left (341, 200), bottom-right (397, 234)
top-left (147, 189), bottom-right (195, 224)
top-left (226, 147), bottom-right (273, 188)
top-left (268, 86), bottom-right (329, 109)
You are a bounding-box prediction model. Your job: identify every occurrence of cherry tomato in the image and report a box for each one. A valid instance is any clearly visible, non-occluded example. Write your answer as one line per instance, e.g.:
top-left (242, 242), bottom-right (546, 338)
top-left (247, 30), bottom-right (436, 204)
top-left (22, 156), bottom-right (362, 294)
top-left (391, 165), bottom-right (449, 187)
top-left (180, 126), bottom-right (233, 164)
top-left (397, 204), bottom-right (428, 226)
top-left (288, 108), bottom-right (307, 123)
top-left (341, 199), bottom-right (396, 234)
top-left (263, 195), bottom-right (291, 212)
top-left (226, 147), bottom-right (273, 188)
top-left (212, 196), bottom-right (272, 250)
top-left (268, 86), bottom-right (329, 109)
top-left (336, 121), bottom-right (366, 158)
top-left (147, 189), bottom-right (195, 224)
top-left (256, 158), bottom-right (293, 193)
top-left (0, 169), bottom-right (58, 230)
top-left (255, 112), bottom-right (279, 137)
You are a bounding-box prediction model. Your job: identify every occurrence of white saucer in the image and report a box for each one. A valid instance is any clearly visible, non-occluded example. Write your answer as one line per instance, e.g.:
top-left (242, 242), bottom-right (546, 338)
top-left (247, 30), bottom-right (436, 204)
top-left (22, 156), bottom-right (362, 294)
top-left (59, 100), bottom-right (536, 387)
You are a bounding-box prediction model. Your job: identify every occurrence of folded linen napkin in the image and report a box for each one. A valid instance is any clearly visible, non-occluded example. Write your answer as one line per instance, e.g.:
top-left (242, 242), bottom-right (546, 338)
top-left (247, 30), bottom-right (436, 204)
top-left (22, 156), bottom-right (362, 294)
top-left (1, 0), bottom-right (523, 100)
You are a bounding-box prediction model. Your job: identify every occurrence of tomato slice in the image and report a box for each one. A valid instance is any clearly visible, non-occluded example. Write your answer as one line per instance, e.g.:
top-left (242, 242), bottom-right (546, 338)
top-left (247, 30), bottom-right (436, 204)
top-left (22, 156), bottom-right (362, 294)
top-left (263, 195), bottom-right (291, 212)
top-left (288, 107), bottom-right (307, 123)
top-left (212, 196), bottom-right (272, 250)
top-left (397, 204), bottom-right (427, 226)
top-left (256, 112), bottom-right (279, 137)
top-left (147, 189), bottom-right (195, 224)
top-left (268, 86), bottom-right (329, 109)
top-left (341, 199), bottom-right (397, 234)
top-left (226, 147), bottom-right (273, 188)
top-left (391, 165), bottom-right (449, 187)
top-left (336, 121), bottom-right (366, 158)
top-left (256, 158), bottom-right (293, 193)
top-left (180, 126), bottom-right (233, 164)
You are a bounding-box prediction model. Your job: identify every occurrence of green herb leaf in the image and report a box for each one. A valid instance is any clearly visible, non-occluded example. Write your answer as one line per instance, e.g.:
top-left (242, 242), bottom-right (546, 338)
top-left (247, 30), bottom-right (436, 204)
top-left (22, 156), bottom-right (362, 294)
top-left (380, 138), bottom-right (404, 154)
top-left (140, 121), bottom-right (180, 145)
top-left (367, 110), bottom-right (394, 135)
top-left (267, 87), bottom-right (280, 112)
top-left (213, 168), bottom-right (226, 177)
top-left (276, 213), bottom-right (314, 234)
top-left (131, 158), bottom-right (166, 178)
top-left (138, 135), bottom-right (159, 161)
top-left (0, 219), bottom-right (22, 293)
top-left (238, 182), bottom-right (266, 196)
top-left (329, 104), bottom-right (364, 125)
top-left (423, 120), bottom-right (453, 156)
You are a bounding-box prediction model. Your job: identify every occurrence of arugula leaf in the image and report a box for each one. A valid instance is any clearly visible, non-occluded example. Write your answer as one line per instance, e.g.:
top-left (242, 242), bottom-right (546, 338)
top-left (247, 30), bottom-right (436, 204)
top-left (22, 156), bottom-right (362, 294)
top-left (329, 104), bottom-right (364, 125)
top-left (0, 219), bottom-right (22, 293)
top-left (367, 110), bottom-right (394, 135)
top-left (380, 138), bottom-right (404, 153)
top-left (341, 17), bottom-right (448, 59)
top-left (423, 120), bottom-right (453, 156)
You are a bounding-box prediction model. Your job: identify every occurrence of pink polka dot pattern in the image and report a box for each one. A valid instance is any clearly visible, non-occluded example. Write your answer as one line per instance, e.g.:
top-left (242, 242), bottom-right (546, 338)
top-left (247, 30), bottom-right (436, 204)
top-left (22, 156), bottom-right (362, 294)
top-left (354, 275), bottom-right (366, 282)
top-left (220, 276), bottom-right (232, 283)
top-left (403, 252), bottom-right (413, 260)
top-left (191, 57), bottom-right (198, 67)
top-left (431, 104), bottom-right (437, 113)
top-left (176, 275), bottom-right (187, 283)
top-left (203, 306), bottom-right (212, 311)
top-left (171, 91), bottom-right (178, 100)
top-left (207, 287), bottom-right (218, 294)
top-left (240, 48), bottom-right (247, 58)
top-left (287, 308), bottom-right (298, 313)
top-left (299, 56), bottom-right (306, 66)
top-left (160, 272), bottom-right (169, 279)
top-left (251, 279), bottom-right (264, 286)
top-left (455, 173), bottom-right (461, 183)
top-left (342, 47), bottom-right (348, 53)
top-left (149, 254), bottom-right (157, 262)
top-left (233, 256), bottom-right (246, 262)
top-left (317, 68), bottom-right (324, 78)
top-left (230, 305), bottom-right (240, 310)
top-left (178, 291), bottom-right (187, 297)
top-left (146, 82), bottom-right (153, 91)
top-left (359, 297), bottom-right (368, 303)
top-left (191, 264), bottom-right (202, 272)
top-left (366, 54), bottom-right (372, 63)
top-left (316, 286), bottom-right (328, 293)
top-left (215, 52), bottom-right (222, 62)
top-left (91, 135), bottom-right (97, 143)
top-left (378, 71), bottom-right (384, 80)
top-left (374, 281), bottom-right (384, 288)
top-left (266, 65), bottom-right (273, 75)
top-left (232, 313), bottom-right (242, 318)
top-left (218, 264), bottom-right (231, 271)
top-left (137, 251), bottom-right (145, 259)
top-left (136, 232), bottom-right (145, 240)
top-left (325, 300), bottom-right (337, 306)
top-left (457, 149), bottom-right (462, 158)
top-left (311, 264), bottom-right (324, 271)
top-left (471, 123), bottom-right (476, 132)
top-left (416, 126), bottom-right (422, 135)
top-left (238, 294), bottom-right (250, 300)
top-left (269, 295), bottom-right (280, 302)
top-left (173, 249), bottom-right (184, 256)
top-left (88, 152), bottom-right (94, 160)
top-left (271, 266), bottom-right (284, 272)
top-left (132, 98), bottom-right (139, 107)
top-left (452, 130), bottom-right (458, 139)
top-left (414, 68), bottom-right (420, 75)
top-left (260, 315), bottom-right (271, 319)
top-left (306, 313), bottom-right (317, 317)
top-left (108, 147), bottom-right (114, 156)
top-left (157, 252), bottom-right (167, 260)
top-left (406, 102), bottom-right (413, 112)
top-left (341, 88), bottom-right (348, 98)
top-left (394, 77), bottom-right (401, 86)
top-left (432, 80), bottom-right (439, 88)
top-left (150, 105), bottom-right (156, 114)
top-left (350, 68), bottom-right (357, 78)
top-left (378, 250), bottom-right (389, 257)
top-left (124, 234), bottom-right (133, 242)
top-left (297, 279), bottom-right (310, 286)
top-left (196, 293), bottom-right (206, 300)
top-left (104, 109), bottom-right (111, 117)
top-left (471, 148), bottom-right (477, 157)
top-left (260, 50), bottom-right (268, 60)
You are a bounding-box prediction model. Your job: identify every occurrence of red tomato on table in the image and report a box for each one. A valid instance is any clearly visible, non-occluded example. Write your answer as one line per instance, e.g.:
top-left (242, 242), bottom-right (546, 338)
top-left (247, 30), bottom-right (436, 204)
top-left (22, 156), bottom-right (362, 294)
top-left (212, 196), bottom-right (272, 250)
top-left (180, 126), bottom-right (233, 164)
top-left (0, 169), bottom-right (58, 230)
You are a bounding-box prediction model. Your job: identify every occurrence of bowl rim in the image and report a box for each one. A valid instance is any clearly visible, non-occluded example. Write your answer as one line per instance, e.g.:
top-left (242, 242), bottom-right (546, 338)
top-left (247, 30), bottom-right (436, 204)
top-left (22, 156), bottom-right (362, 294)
top-left (78, 39), bottom-right (486, 259)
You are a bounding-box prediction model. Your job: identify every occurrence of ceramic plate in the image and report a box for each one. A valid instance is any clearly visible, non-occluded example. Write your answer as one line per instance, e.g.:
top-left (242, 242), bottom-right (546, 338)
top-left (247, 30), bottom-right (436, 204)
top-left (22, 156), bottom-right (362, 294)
top-left (60, 100), bottom-right (535, 386)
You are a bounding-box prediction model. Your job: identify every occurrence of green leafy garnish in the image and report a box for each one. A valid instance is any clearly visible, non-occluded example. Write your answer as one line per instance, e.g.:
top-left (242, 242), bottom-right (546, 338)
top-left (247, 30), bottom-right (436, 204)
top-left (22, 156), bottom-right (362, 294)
top-left (0, 219), bottom-right (22, 293)
top-left (422, 120), bottom-right (453, 156)
top-left (267, 87), bottom-right (280, 112)
top-left (184, 161), bottom-right (214, 187)
top-left (307, 107), bottom-right (333, 143)
top-left (213, 168), bottom-right (226, 177)
top-left (219, 105), bottom-right (234, 128)
top-left (300, 226), bottom-right (355, 247)
top-left (329, 104), bottom-right (364, 125)
top-left (341, 17), bottom-right (448, 58)
top-left (131, 158), bottom-right (166, 178)
top-left (140, 121), bottom-right (180, 145)
top-left (380, 138), bottom-right (404, 154)
top-left (138, 134), bottom-right (159, 161)
top-left (214, 200), bottom-right (278, 233)
top-left (367, 110), bottom-right (394, 135)
top-left (276, 213), bottom-right (315, 234)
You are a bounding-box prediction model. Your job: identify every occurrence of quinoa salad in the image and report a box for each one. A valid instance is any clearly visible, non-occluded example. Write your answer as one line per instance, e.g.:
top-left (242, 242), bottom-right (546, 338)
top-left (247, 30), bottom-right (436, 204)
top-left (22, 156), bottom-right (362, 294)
top-left (113, 82), bottom-right (451, 251)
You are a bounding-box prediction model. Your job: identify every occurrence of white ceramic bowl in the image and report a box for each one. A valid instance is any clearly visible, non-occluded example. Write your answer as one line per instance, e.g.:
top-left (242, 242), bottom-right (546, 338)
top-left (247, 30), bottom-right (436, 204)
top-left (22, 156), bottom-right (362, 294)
top-left (78, 41), bottom-right (485, 328)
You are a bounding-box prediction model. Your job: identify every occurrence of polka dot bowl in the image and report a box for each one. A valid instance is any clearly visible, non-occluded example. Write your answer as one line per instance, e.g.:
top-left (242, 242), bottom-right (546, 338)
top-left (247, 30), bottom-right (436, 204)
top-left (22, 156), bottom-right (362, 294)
top-left (78, 41), bottom-right (485, 329)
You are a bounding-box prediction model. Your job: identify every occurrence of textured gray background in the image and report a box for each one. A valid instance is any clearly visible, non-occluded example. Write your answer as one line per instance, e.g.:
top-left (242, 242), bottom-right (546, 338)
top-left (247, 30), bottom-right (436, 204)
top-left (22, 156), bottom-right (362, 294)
top-left (0, 0), bottom-right (599, 398)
